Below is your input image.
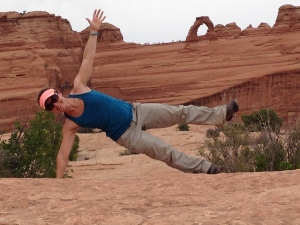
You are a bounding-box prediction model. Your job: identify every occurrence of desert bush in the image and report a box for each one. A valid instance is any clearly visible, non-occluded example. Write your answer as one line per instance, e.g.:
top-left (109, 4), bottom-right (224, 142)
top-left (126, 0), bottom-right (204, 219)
top-left (206, 127), bottom-right (220, 138)
top-left (0, 110), bottom-right (79, 178)
top-left (249, 127), bottom-right (286, 171)
top-left (241, 108), bottom-right (282, 132)
top-left (0, 148), bottom-right (9, 177)
top-left (284, 119), bottom-right (300, 169)
top-left (199, 123), bottom-right (254, 172)
top-left (197, 110), bottom-right (300, 172)
top-left (177, 123), bottom-right (189, 131)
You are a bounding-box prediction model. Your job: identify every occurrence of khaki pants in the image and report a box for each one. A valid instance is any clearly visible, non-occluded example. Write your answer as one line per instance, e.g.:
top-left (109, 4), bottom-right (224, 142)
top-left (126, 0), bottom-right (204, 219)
top-left (116, 103), bottom-right (226, 173)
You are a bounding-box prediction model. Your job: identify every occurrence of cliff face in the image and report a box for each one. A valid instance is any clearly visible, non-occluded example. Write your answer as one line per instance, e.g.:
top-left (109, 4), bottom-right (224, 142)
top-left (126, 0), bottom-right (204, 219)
top-left (1, 5), bottom-right (300, 130)
top-left (0, 11), bottom-right (83, 85)
top-left (0, 11), bottom-right (83, 130)
top-left (0, 12), bottom-right (124, 131)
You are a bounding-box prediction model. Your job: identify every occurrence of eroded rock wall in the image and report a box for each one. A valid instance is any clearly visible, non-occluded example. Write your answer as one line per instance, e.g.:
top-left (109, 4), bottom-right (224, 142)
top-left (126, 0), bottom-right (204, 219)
top-left (1, 5), bottom-right (300, 131)
top-left (184, 70), bottom-right (300, 123)
top-left (0, 11), bottom-right (85, 131)
top-left (0, 12), bottom-right (125, 131)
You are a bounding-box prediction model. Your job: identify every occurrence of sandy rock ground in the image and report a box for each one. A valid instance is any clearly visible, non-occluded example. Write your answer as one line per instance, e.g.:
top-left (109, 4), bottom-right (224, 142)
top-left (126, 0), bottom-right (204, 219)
top-left (1, 125), bottom-right (300, 225)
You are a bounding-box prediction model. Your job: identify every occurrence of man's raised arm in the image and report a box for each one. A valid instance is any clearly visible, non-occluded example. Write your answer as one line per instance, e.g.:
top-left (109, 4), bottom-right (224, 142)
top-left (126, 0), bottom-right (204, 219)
top-left (73, 9), bottom-right (106, 89)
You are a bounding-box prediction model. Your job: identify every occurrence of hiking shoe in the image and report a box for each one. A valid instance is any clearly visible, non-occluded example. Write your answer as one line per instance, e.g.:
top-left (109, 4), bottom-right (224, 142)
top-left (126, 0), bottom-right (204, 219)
top-left (207, 164), bottom-right (233, 174)
top-left (207, 164), bottom-right (222, 174)
top-left (226, 99), bottom-right (239, 121)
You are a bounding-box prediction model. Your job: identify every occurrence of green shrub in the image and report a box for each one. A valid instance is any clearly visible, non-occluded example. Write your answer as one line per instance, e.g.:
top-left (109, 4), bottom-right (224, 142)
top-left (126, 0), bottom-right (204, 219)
top-left (0, 148), bottom-right (9, 177)
top-left (0, 110), bottom-right (79, 178)
top-left (250, 129), bottom-right (286, 172)
top-left (69, 135), bottom-right (79, 161)
top-left (279, 161), bottom-right (293, 171)
top-left (284, 119), bottom-right (300, 169)
top-left (241, 108), bottom-right (282, 132)
top-left (197, 120), bottom-right (293, 173)
top-left (253, 144), bottom-right (285, 172)
top-left (177, 123), bottom-right (189, 131)
top-left (198, 123), bottom-right (253, 172)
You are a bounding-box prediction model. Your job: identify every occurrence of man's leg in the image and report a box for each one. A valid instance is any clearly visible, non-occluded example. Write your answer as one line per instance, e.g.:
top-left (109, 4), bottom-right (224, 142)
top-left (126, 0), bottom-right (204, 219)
top-left (116, 101), bottom-right (239, 174)
top-left (134, 103), bottom-right (227, 130)
top-left (117, 128), bottom-right (212, 173)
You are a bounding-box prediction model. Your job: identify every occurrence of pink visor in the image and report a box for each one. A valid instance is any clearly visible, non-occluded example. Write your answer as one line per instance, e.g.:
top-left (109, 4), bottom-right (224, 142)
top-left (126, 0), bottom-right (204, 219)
top-left (39, 89), bottom-right (56, 109)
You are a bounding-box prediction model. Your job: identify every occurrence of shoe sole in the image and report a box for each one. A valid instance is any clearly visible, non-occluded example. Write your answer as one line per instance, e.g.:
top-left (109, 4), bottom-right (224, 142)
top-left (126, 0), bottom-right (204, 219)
top-left (232, 99), bottom-right (239, 113)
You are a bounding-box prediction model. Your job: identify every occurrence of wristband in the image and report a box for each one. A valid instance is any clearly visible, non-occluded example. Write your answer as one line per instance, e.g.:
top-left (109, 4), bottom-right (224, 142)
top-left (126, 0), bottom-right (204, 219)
top-left (89, 32), bottom-right (98, 36)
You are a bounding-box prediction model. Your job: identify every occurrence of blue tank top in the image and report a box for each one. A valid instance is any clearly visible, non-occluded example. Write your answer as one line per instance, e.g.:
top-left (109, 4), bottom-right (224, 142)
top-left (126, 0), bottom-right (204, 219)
top-left (64, 90), bottom-right (132, 141)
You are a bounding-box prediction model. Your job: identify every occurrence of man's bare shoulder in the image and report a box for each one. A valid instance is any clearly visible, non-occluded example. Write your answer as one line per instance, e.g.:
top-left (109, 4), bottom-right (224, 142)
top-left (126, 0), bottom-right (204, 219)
top-left (63, 118), bottom-right (79, 132)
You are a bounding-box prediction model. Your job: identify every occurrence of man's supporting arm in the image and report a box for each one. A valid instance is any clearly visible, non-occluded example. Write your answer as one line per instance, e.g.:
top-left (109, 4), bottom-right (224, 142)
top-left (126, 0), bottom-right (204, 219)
top-left (56, 120), bottom-right (78, 178)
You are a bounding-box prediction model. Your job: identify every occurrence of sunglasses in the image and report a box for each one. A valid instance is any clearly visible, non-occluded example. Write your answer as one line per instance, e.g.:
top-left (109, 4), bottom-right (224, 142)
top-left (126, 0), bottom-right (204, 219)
top-left (45, 91), bottom-right (59, 111)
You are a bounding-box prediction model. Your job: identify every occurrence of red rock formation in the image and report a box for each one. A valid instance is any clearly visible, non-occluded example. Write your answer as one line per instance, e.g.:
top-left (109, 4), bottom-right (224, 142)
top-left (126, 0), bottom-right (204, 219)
top-left (186, 4), bottom-right (300, 43)
top-left (241, 23), bottom-right (272, 36)
top-left (1, 4), bottom-right (300, 131)
top-left (185, 18), bottom-right (242, 48)
top-left (80, 22), bottom-right (123, 44)
top-left (184, 16), bottom-right (217, 49)
top-left (92, 28), bottom-right (300, 125)
top-left (0, 11), bottom-right (85, 131)
top-left (185, 16), bottom-right (216, 42)
top-left (0, 10), bottom-right (127, 131)
top-left (214, 22), bottom-right (241, 37)
top-left (273, 4), bottom-right (300, 32)
top-left (184, 68), bottom-right (300, 123)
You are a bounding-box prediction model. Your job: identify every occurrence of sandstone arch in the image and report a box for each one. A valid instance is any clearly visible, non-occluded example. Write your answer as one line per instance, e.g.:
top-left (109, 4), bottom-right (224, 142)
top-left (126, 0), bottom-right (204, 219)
top-left (184, 16), bottom-right (217, 49)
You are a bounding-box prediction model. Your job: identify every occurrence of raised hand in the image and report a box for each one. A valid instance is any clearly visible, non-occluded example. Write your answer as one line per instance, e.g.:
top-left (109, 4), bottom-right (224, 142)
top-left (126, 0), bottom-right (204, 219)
top-left (86, 9), bottom-right (106, 32)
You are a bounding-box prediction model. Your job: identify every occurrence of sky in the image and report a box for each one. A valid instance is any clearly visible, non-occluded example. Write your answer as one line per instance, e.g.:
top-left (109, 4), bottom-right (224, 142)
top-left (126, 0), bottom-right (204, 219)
top-left (1, 0), bottom-right (299, 44)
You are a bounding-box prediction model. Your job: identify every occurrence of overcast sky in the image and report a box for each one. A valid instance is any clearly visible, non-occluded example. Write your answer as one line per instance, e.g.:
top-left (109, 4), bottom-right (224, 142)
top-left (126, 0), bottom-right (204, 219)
top-left (1, 0), bottom-right (299, 44)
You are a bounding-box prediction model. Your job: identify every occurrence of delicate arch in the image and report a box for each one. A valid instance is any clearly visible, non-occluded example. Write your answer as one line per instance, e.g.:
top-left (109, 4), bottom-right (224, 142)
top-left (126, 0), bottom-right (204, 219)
top-left (185, 16), bottom-right (215, 42)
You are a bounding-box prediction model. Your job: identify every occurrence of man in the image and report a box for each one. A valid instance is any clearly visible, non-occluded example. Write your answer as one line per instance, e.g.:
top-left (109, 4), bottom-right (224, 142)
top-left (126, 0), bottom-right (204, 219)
top-left (37, 9), bottom-right (239, 178)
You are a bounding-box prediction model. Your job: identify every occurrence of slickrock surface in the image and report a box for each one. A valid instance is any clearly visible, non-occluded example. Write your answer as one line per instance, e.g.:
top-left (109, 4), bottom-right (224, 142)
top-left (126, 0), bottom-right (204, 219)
top-left (1, 171), bottom-right (299, 225)
top-left (1, 125), bottom-right (300, 225)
